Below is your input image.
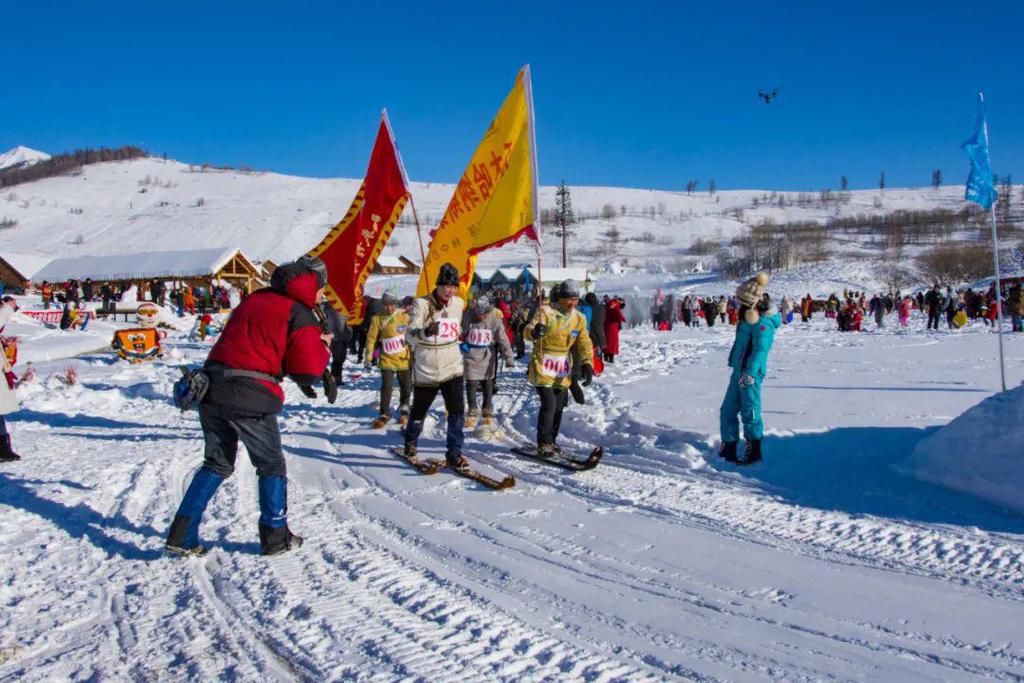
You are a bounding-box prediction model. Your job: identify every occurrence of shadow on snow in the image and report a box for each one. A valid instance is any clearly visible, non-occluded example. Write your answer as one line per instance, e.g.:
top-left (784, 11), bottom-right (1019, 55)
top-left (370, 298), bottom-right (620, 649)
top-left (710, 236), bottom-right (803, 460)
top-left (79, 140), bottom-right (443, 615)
top-left (719, 426), bottom-right (1024, 534)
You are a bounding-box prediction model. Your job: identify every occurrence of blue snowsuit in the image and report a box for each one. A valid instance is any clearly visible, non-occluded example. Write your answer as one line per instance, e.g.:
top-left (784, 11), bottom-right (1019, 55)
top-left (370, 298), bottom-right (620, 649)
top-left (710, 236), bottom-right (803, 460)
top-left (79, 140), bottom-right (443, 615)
top-left (720, 310), bottom-right (782, 442)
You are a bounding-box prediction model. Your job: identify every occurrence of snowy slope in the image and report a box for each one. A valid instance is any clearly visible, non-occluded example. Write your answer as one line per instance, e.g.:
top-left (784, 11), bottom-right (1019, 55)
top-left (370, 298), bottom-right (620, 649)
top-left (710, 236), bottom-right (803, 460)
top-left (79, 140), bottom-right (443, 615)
top-left (906, 382), bottom-right (1024, 513)
top-left (0, 146), bottom-right (50, 172)
top-left (1, 308), bottom-right (1023, 680)
top-left (0, 155), bottom-right (981, 284)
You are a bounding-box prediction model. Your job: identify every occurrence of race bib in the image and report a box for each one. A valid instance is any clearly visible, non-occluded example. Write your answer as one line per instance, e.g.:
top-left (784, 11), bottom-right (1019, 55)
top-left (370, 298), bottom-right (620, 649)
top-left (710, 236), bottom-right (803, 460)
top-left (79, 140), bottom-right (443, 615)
top-left (381, 334), bottom-right (406, 355)
top-left (426, 320), bottom-right (461, 344)
top-left (540, 353), bottom-right (571, 378)
top-left (466, 327), bottom-right (493, 347)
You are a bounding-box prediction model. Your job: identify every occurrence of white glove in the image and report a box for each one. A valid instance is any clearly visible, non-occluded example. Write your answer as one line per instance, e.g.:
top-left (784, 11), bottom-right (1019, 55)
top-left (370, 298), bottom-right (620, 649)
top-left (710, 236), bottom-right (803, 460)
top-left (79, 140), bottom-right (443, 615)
top-left (738, 373), bottom-right (756, 387)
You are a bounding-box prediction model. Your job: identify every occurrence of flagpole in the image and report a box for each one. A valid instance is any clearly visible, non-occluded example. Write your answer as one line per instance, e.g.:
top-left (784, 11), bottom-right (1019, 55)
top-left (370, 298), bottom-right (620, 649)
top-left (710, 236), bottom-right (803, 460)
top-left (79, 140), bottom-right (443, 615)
top-left (381, 108), bottom-right (432, 290)
top-left (409, 196), bottom-right (431, 289)
top-left (522, 64), bottom-right (543, 307)
top-left (989, 206), bottom-right (1007, 392)
top-left (976, 93), bottom-right (1007, 392)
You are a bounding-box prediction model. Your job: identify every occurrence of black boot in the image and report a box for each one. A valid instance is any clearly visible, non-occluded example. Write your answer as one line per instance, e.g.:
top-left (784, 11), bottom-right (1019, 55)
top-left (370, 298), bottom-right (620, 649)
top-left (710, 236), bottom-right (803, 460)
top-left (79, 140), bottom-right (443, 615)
top-left (719, 441), bottom-right (738, 463)
top-left (743, 439), bottom-right (762, 465)
top-left (165, 516), bottom-right (208, 557)
top-left (0, 434), bottom-right (21, 462)
top-left (259, 525), bottom-right (304, 556)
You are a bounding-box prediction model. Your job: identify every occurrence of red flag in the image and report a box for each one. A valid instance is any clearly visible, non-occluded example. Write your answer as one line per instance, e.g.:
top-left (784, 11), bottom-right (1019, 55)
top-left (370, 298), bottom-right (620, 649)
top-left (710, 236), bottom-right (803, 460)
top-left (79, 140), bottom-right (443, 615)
top-left (308, 112), bottom-right (410, 325)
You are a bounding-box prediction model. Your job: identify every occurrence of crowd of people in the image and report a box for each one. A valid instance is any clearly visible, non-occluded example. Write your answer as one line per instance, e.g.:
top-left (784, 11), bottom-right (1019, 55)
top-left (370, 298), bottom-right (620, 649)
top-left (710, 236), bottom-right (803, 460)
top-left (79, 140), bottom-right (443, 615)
top-left (645, 281), bottom-right (1024, 335)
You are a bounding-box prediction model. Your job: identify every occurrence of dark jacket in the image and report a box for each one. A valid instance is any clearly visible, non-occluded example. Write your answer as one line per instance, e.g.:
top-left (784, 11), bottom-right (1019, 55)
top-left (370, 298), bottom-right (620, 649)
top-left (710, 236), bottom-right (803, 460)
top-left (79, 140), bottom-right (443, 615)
top-left (204, 262), bottom-right (329, 416)
top-left (319, 301), bottom-right (352, 357)
top-left (584, 293), bottom-right (606, 347)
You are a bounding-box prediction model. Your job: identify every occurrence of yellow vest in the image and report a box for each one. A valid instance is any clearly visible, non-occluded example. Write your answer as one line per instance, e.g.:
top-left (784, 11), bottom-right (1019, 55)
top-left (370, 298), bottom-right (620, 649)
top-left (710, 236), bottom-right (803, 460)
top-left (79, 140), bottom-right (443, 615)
top-left (524, 304), bottom-right (594, 388)
top-left (366, 310), bottom-right (411, 370)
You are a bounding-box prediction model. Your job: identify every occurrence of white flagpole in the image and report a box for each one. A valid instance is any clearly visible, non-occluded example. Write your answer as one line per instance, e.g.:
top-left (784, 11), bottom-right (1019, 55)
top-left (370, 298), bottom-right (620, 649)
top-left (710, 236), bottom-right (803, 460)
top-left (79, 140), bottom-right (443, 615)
top-left (522, 64), bottom-right (543, 305)
top-left (979, 92), bottom-right (1007, 392)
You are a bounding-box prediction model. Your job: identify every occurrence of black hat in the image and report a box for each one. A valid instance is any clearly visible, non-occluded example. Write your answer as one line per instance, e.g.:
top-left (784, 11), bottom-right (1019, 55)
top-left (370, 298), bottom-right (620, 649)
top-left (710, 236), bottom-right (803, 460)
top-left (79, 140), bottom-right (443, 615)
top-left (436, 263), bottom-right (459, 287)
top-left (381, 292), bottom-right (399, 306)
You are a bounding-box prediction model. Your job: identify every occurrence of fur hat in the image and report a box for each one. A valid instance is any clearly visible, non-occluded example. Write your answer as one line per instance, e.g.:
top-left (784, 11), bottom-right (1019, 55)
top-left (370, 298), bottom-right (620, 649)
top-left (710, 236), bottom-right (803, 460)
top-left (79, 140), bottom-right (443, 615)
top-left (558, 279), bottom-right (580, 299)
top-left (473, 296), bottom-right (492, 314)
top-left (435, 263), bottom-right (459, 287)
top-left (736, 272), bottom-right (769, 324)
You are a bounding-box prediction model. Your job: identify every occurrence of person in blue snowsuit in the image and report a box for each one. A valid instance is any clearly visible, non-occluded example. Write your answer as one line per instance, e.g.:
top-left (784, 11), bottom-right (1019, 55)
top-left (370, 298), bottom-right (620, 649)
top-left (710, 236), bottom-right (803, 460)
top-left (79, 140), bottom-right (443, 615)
top-left (720, 273), bottom-right (781, 465)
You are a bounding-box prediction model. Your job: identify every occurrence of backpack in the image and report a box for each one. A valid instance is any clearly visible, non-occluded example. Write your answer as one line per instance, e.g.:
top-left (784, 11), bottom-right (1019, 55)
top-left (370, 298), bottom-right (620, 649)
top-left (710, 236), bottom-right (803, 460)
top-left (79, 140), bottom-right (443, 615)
top-left (173, 366), bottom-right (210, 411)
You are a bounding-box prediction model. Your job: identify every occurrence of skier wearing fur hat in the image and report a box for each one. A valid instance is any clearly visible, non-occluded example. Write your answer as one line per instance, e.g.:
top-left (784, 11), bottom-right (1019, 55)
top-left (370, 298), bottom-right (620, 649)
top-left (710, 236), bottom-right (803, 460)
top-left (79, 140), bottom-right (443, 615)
top-left (462, 296), bottom-right (515, 430)
top-left (403, 263), bottom-right (469, 470)
top-left (524, 279), bottom-right (595, 456)
top-left (365, 292), bottom-right (411, 428)
top-left (720, 272), bottom-right (782, 465)
top-left (165, 256), bottom-right (333, 557)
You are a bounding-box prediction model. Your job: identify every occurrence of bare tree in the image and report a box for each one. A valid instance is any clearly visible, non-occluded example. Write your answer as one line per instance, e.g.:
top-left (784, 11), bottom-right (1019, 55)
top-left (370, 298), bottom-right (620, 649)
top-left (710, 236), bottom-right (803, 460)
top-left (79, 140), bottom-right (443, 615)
top-left (876, 262), bottom-right (916, 293)
top-left (918, 243), bottom-right (992, 285)
top-left (554, 181), bottom-right (576, 268)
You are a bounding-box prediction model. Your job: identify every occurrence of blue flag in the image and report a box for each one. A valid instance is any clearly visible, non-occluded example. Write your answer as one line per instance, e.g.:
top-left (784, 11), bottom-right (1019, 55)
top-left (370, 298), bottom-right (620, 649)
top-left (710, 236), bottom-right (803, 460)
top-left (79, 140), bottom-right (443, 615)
top-left (961, 93), bottom-right (998, 210)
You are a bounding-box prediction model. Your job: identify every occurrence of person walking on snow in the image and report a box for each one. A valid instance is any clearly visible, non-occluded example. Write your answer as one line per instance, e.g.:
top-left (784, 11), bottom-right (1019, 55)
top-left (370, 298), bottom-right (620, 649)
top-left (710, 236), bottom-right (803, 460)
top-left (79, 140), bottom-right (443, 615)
top-left (165, 257), bottom-right (333, 557)
top-left (524, 279), bottom-right (595, 456)
top-left (365, 292), bottom-right (411, 428)
top-left (603, 297), bottom-right (625, 362)
top-left (403, 263), bottom-right (469, 470)
top-left (462, 296), bottom-right (515, 430)
top-left (0, 297), bottom-right (23, 462)
top-left (719, 273), bottom-right (782, 465)
top-left (1008, 283), bottom-right (1024, 333)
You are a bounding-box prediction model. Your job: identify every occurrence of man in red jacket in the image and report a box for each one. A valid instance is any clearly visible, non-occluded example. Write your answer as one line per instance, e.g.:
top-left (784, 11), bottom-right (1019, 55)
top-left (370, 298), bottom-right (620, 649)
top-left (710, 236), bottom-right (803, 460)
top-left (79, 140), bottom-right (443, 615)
top-left (166, 257), bottom-right (333, 557)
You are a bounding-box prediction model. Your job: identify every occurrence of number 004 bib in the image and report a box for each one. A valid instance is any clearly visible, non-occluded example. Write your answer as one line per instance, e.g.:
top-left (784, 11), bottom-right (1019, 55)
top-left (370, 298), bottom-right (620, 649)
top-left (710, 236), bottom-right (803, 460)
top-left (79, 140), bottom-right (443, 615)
top-left (540, 353), bottom-right (571, 378)
top-left (381, 335), bottom-right (406, 355)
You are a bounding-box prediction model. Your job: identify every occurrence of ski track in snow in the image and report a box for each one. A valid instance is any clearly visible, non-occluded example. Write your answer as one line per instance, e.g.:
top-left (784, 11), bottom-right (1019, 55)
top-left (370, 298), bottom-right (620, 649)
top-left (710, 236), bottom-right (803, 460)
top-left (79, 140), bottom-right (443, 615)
top-left (1, 321), bottom-right (1023, 681)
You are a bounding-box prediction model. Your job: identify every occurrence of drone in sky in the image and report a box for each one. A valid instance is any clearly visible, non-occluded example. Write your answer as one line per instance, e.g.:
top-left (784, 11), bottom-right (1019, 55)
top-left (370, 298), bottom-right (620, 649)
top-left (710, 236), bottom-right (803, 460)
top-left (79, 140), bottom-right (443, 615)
top-left (757, 88), bottom-right (778, 104)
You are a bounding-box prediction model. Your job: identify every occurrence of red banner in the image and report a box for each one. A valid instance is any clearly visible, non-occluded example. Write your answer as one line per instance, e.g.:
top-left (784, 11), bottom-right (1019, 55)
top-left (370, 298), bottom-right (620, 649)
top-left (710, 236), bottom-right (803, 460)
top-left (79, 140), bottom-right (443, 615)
top-left (19, 310), bottom-right (95, 326)
top-left (308, 113), bottom-right (409, 325)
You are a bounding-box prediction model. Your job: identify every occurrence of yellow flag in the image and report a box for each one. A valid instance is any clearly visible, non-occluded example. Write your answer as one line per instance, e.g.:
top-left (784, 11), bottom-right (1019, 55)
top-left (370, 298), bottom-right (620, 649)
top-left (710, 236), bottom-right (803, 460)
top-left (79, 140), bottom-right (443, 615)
top-left (417, 66), bottom-right (539, 297)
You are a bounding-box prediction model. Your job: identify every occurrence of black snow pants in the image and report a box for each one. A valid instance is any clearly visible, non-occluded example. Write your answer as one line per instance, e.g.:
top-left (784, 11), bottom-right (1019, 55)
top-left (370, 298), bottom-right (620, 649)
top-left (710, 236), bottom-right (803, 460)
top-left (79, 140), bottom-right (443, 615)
top-left (536, 386), bottom-right (569, 447)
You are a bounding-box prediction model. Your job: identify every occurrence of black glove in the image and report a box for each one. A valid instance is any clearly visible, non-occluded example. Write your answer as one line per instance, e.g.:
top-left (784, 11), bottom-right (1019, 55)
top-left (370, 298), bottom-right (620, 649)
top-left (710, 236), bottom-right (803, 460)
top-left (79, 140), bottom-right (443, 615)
top-left (531, 324), bottom-right (547, 341)
top-left (322, 369), bottom-right (338, 404)
top-left (580, 364), bottom-right (594, 387)
top-left (569, 378), bottom-right (585, 405)
top-left (423, 321), bottom-right (439, 338)
top-left (299, 384), bottom-right (317, 399)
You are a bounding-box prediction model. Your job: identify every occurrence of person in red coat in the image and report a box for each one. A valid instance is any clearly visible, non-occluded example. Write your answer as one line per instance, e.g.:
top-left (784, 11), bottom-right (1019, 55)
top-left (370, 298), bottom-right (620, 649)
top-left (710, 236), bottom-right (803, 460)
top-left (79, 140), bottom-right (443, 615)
top-left (166, 257), bottom-right (333, 557)
top-left (603, 298), bottom-right (626, 363)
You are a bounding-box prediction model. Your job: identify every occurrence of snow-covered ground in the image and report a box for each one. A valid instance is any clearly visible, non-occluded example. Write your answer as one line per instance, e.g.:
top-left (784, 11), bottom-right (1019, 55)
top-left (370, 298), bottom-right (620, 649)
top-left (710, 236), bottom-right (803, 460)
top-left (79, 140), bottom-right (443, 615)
top-left (1, 306), bottom-right (1023, 680)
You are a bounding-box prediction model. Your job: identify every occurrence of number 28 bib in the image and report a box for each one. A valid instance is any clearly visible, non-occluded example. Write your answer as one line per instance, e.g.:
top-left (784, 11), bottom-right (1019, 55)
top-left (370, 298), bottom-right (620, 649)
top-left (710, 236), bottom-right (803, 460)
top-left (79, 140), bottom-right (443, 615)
top-left (426, 320), bottom-right (460, 344)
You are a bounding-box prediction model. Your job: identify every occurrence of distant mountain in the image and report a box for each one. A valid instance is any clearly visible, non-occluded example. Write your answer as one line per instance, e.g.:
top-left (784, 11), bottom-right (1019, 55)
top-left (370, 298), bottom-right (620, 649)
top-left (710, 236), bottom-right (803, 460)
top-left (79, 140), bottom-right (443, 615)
top-left (0, 146), bottom-right (51, 172)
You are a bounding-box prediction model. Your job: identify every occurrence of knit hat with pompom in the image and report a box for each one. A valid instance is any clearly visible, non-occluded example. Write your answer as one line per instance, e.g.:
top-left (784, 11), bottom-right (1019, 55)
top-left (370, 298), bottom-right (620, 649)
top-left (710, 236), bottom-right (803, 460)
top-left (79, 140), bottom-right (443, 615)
top-left (735, 272), bottom-right (769, 324)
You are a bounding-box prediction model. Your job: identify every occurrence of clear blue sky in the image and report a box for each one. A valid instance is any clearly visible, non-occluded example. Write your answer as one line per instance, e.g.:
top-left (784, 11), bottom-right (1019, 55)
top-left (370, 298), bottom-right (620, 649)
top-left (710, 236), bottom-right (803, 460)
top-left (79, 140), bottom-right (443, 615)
top-left (2, 0), bottom-right (1021, 191)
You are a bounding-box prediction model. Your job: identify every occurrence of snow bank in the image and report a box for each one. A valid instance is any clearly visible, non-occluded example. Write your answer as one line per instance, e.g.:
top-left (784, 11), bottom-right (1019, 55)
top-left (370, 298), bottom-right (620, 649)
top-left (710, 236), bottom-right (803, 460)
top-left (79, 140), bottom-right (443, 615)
top-left (906, 383), bottom-right (1024, 513)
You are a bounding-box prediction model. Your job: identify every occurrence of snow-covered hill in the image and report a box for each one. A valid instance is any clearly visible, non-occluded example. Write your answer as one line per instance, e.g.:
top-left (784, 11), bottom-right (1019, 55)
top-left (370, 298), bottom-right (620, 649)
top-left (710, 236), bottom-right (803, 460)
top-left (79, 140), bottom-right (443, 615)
top-left (0, 146), bottom-right (50, 172)
top-left (0, 154), bottom-right (976, 279)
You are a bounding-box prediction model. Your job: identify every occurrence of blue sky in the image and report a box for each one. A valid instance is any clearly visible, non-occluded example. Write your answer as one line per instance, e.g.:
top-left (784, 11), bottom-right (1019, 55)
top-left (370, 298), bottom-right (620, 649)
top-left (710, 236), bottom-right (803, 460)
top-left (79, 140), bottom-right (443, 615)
top-left (2, 0), bottom-right (1021, 191)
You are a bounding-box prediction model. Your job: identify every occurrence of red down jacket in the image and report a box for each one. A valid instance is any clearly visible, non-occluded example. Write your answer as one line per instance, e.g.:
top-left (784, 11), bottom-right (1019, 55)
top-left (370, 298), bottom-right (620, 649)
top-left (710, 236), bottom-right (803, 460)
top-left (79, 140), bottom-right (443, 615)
top-left (204, 263), bottom-right (330, 415)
